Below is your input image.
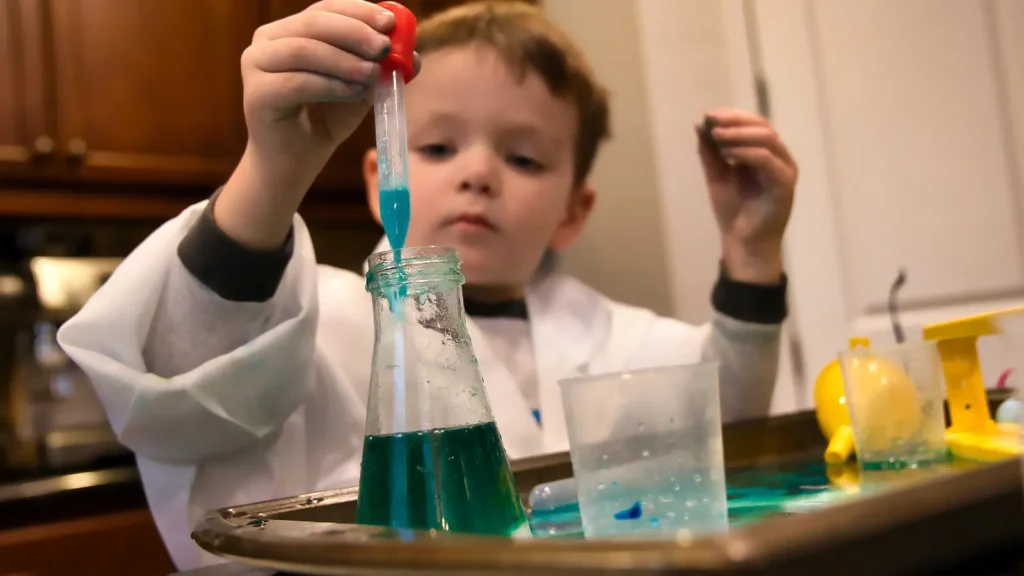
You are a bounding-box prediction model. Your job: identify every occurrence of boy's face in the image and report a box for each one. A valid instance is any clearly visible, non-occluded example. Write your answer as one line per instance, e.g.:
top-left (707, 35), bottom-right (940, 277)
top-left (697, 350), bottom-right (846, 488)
top-left (365, 44), bottom-right (594, 290)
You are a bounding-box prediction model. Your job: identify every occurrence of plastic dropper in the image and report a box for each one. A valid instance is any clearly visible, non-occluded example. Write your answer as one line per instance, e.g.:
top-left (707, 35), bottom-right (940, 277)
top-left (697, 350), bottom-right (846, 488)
top-left (374, 2), bottom-right (416, 463)
top-left (375, 2), bottom-right (417, 256)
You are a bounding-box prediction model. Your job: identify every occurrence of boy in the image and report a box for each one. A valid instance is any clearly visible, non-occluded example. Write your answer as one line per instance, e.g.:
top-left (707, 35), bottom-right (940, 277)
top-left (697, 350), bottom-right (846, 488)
top-left (57, 0), bottom-right (797, 569)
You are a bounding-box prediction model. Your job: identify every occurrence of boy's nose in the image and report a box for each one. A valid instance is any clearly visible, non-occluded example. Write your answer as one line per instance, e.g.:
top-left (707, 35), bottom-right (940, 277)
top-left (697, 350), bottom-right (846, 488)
top-left (459, 178), bottom-right (495, 196)
top-left (457, 148), bottom-right (499, 197)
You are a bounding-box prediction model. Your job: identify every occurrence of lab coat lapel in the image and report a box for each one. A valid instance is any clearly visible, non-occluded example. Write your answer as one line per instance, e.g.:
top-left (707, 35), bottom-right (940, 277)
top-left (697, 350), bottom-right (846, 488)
top-left (465, 316), bottom-right (544, 459)
top-left (528, 273), bottom-right (611, 454)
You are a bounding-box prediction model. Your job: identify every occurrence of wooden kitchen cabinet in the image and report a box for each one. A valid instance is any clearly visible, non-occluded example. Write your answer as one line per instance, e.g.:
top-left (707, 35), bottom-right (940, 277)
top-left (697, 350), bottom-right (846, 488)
top-left (0, 0), bottom-right (256, 189)
top-left (0, 0), bottom-right (52, 177)
top-left (0, 509), bottom-right (175, 576)
top-left (0, 0), bottom-right (532, 220)
top-left (45, 0), bottom-right (257, 186)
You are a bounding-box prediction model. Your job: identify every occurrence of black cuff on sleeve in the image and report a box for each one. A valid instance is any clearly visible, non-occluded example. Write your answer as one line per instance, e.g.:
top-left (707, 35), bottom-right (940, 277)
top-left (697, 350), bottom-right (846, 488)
top-left (177, 194), bottom-right (295, 303)
top-left (711, 262), bottom-right (788, 324)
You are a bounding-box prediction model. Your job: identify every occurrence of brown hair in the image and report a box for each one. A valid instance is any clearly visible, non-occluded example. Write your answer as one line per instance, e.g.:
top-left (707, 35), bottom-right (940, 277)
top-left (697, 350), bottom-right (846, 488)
top-left (416, 1), bottom-right (611, 187)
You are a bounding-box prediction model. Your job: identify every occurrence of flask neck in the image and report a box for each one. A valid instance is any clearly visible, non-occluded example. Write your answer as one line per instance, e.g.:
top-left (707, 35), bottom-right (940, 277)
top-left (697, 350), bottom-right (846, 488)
top-left (365, 246), bottom-right (464, 299)
top-left (363, 246), bottom-right (493, 436)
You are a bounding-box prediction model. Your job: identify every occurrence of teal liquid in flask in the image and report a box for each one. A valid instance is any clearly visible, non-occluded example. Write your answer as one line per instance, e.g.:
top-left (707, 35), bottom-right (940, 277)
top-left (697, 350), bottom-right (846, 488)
top-left (357, 247), bottom-right (529, 536)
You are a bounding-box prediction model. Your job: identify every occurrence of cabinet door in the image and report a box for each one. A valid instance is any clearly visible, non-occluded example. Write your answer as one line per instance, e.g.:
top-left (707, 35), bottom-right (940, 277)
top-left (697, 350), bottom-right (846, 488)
top-left (0, 509), bottom-right (175, 575)
top-left (0, 0), bottom-right (52, 176)
top-left (47, 0), bottom-right (259, 185)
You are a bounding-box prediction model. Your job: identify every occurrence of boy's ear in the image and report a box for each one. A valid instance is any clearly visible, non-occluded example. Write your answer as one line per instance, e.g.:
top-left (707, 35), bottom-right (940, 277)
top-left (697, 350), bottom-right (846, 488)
top-left (363, 148), bottom-right (383, 226)
top-left (550, 184), bottom-right (596, 252)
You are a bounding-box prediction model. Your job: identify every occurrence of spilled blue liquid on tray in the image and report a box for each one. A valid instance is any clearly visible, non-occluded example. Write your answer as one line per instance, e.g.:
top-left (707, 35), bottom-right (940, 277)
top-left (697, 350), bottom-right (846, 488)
top-left (613, 501), bottom-right (643, 521)
top-left (528, 454), bottom-right (976, 539)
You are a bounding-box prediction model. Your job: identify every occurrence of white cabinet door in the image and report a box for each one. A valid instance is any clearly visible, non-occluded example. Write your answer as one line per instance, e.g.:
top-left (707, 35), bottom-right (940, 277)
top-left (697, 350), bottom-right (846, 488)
top-left (751, 0), bottom-right (1024, 408)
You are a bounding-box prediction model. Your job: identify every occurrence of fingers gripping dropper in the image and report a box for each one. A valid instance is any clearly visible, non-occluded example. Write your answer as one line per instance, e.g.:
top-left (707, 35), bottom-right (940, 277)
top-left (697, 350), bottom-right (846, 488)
top-left (375, 2), bottom-right (417, 256)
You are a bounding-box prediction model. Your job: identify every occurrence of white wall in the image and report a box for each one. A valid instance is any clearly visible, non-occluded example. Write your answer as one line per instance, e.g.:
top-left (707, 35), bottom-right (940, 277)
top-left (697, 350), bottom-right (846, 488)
top-left (545, 0), bottom-right (803, 414)
top-left (543, 0), bottom-right (675, 318)
top-left (632, 0), bottom-right (757, 325)
top-left (544, 0), bottom-right (749, 325)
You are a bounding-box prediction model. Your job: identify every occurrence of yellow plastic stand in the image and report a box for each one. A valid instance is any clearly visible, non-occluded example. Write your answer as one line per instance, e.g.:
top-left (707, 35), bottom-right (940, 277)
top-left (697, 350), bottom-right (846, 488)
top-left (922, 306), bottom-right (1024, 461)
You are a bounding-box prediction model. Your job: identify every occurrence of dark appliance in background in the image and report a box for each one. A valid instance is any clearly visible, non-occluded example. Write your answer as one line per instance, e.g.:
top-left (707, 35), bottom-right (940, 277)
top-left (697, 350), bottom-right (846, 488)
top-left (0, 222), bottom-right (129, 479)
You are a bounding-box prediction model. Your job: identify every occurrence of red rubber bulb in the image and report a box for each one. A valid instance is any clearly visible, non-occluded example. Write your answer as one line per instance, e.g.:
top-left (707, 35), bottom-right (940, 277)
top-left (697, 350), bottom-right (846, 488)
top-left (378, 1), bottom-right (417, 82)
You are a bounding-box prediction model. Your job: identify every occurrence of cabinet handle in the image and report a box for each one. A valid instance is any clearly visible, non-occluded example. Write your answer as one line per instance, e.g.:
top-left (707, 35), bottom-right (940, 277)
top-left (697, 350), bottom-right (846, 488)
top-left (67, 137), bottom-right (88, 160)
top-left (32, 135), bottom-right (55, 156)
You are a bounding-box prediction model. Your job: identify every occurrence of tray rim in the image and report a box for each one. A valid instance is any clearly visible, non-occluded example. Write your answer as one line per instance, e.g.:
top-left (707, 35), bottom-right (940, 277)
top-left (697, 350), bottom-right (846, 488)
top-left (192, 455), bottom-right (1023, 574)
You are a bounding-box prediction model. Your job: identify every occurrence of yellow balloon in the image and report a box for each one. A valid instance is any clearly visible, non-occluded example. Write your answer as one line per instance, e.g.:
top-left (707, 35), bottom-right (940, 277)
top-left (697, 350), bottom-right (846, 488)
top-left (843, 356), bottom-right (922, 454)
top-left (815, 359), bottom-right (857, 463)
top-left (814, 359), bottom-right (849, 440)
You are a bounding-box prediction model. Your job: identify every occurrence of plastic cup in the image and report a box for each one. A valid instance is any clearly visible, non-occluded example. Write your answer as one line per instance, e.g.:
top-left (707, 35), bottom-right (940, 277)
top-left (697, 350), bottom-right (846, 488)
top-left (839, 341), bottom-right (948, 469)
top-left (559, 362), bottom-right (727, 540)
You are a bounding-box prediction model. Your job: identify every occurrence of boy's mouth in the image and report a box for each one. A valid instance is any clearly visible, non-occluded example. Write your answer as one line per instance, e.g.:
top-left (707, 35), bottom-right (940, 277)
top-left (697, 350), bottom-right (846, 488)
top-left (446, 213), bottom-right (499, 232)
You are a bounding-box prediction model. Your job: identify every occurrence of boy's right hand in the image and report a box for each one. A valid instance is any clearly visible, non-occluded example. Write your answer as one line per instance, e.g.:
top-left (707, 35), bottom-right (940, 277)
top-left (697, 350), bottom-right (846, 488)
top-left (217, 1), bottom-right (415, 250)
top-left (244, 0), bottom-right (395, 171)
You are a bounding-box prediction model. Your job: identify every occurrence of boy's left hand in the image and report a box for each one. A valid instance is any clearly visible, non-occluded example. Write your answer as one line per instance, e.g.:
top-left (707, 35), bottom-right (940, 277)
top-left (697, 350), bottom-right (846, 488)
top-left (697, 109), bottom-right (797, 284)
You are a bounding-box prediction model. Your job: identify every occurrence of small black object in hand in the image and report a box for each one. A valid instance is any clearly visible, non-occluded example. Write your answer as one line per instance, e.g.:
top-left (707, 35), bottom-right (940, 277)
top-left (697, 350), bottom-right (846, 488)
top-left (700, 116), bottom-right (722, 157)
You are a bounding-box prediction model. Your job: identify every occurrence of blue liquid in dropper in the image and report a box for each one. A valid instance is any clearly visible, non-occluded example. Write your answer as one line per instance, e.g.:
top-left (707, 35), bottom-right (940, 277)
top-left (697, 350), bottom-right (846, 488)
top-left (380, 186), bottom-right (410, 252)
top-left (380, 186), bottom-right (410, 306)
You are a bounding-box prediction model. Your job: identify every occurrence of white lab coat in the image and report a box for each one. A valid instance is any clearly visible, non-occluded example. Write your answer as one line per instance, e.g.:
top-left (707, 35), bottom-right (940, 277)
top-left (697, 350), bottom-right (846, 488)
top-left (56, 201), bottom-right (780, 570)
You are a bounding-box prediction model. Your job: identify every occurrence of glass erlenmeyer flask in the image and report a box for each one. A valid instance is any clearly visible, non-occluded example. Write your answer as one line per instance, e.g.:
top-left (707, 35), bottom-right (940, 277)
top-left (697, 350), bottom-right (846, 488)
top-left (356, 246), bottom-right (529, 536)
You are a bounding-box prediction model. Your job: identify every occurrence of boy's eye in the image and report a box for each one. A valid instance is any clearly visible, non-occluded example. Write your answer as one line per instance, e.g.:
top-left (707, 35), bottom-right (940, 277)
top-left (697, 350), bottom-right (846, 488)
top-left (507, 154), bottom-right (543, 172)
top-left (418, 143), bottom-right (453, 159)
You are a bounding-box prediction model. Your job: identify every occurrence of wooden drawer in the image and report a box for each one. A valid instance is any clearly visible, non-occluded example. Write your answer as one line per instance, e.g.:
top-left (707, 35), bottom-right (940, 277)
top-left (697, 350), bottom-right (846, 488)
top-left (0, 509), bottom-right (175, 576)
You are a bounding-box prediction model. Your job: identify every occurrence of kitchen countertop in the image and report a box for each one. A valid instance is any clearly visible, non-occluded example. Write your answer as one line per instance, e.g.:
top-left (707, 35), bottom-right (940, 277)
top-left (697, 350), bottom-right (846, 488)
top-left (173, 565), bottom-right (278, 576)
top-left (0, 452), bottom-right (147, 531)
